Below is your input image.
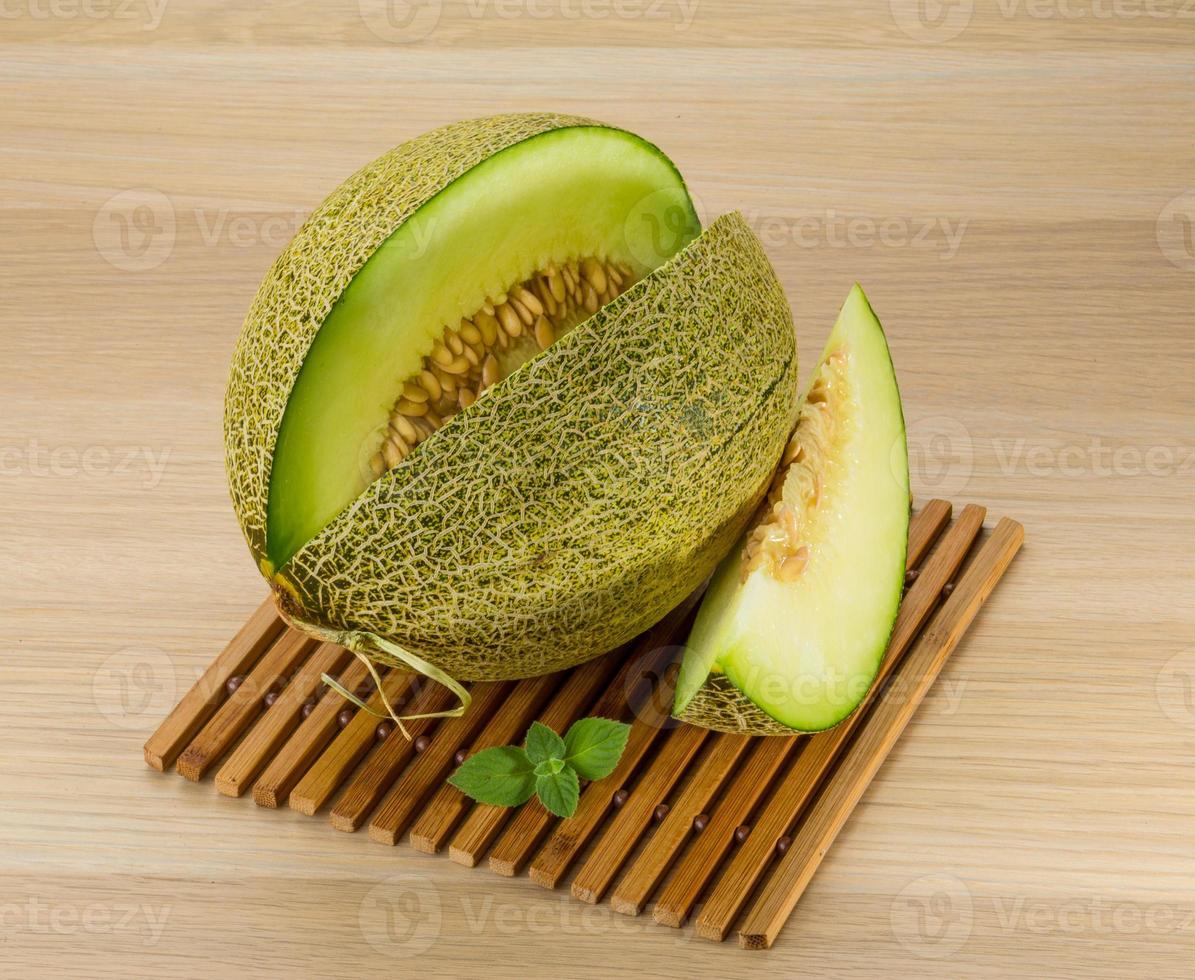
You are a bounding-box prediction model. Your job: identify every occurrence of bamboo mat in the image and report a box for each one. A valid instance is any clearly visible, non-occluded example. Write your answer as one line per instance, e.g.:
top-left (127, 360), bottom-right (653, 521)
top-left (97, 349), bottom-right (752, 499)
top-left (145, 499), bottom-right (1022, 949)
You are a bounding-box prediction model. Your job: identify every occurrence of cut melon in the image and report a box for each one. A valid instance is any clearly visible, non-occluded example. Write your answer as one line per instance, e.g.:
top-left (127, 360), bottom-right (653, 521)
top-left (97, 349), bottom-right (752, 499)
top-left (264, 121), bottom-right (700, 571)
top-left (673, 285), bottom-right (909, 734)
top-left (224, 113), bottom-right (799, 681)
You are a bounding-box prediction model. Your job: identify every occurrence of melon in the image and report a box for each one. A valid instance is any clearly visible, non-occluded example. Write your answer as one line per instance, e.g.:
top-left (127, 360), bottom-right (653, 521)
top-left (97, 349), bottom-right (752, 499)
top-left (224, 113), bottom-right (799, 682)
top-left (673, 285), bottom-right (909, 734)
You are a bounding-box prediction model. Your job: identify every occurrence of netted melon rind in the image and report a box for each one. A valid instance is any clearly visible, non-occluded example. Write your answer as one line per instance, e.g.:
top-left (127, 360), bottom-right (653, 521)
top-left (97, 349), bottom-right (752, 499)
top-left (224, 112), bottom-right (603, 565)
top-left (673, 674), bottom-right (800, 736)
top-left (280, 213), bottom-right (798, 680)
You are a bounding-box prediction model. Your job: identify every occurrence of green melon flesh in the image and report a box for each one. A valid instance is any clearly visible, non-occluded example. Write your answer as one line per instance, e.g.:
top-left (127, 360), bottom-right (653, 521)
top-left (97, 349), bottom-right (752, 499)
top-left (266, 125), bottom-right (699, 570)
top-left (673, 285), bottom-right (909, 734)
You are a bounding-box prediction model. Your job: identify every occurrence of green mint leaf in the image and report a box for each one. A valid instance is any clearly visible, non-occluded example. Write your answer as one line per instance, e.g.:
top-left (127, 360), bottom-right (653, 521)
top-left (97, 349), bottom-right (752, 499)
top-left (535, 765), bottom-right (580, 818)
top-left (563, 717), bottom-right (631, 781)
top-left (533, 757), bottom-right (565, 777)
top-left (524, 720), bottom-right (566, 765)
top-left (447, 746), bottom-right (536, 808)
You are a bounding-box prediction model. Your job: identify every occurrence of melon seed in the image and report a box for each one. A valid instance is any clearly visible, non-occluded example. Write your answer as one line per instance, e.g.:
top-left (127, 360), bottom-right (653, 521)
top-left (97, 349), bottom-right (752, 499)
top-left (534, 316), bottom-right (554, 350)
top-left (396, 397), bottom-right (427, 416)
top-left (382, 439), bottom-right (404, 469)
top-left (474, 311), bottom-right (500, 346)
top-left (510, 297), bottom-right (534, 326)
top-left (496, 303), bottom-right (522, 337)
top-left (391, 415), bottom-right (418, 444)
top-left (514, 285), bottom-right (543, 316)
top-left (419, 368), bottom-right (442, 401)
top-left (581, 257), bottom-right (607, 294)
top-left (481, 354), bottom-right (500, 389)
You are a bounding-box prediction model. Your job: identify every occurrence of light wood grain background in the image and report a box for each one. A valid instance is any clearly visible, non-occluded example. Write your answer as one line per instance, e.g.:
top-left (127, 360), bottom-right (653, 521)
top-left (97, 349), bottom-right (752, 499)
top-left (2, 1), bottom-right (1193, 976)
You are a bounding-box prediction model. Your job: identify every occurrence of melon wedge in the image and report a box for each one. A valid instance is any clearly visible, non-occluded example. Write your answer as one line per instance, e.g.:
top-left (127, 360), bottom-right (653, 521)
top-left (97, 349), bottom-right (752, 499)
top-left (673, 285), bottom-right (909, 734)
top-left (263, 121), bottom-right (700, 571)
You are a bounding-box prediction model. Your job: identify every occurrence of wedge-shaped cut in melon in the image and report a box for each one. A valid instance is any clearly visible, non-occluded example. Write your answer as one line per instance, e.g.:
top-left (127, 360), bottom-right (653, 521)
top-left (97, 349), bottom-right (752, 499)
top-left (673, 285), bottom-right (909, 734)
top-left (224, 113), bottom-right (799, 682)
top-left (261, 119), bottom-right (702, 572)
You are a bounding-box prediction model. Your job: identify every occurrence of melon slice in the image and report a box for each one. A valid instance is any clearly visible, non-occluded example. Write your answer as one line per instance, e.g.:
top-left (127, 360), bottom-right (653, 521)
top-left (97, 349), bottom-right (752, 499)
top-left (673, 285), bottom-right (909, 734)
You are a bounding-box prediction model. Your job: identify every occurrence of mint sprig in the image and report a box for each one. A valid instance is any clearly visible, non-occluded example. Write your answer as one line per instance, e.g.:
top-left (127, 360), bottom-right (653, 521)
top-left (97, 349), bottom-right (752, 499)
top-left (448, 717), bottom-right (630, 818)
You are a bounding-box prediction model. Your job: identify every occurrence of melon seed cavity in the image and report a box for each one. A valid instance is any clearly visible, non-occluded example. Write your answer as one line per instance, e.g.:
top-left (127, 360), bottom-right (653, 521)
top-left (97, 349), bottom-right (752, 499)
top-left (741, 349), bottom-right (849, 582)
top-left (369, 256), bottom-right (636, 480)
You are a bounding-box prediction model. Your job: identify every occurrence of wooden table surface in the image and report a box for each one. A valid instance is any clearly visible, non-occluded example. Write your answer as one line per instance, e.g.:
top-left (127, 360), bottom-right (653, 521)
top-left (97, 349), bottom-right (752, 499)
top-left (3, 1), bottom-right (1193, 976)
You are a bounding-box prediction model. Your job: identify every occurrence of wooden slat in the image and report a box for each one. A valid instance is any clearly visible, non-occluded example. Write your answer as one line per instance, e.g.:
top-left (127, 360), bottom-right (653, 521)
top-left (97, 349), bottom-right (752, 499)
top-left (176, 628), bottom-right (317, 782)
top-left (488, 596), bottom-right (700, 877)
top-left (409, 674), bottom-right (558, 853)
top-left (143, 597), bottom-right (282, 771)
top-left (571, 722), bottom-right (709, 904)
top-left (692, 504), bottom-right (988, 940)
top-left (907, 499), bottom-right (952, 569)
top-left (251, 657), bottom-right (371, 808)
top-left (214, 642), bottom-right (350, 798)
top-left (449, 653), bottom-right (623, 867)
top-left (650, 735), bottom-right (798, 927)
top-left (367, 682), bottom-right (512, 845)
top-left (288, 669), bottom-right (416, 816)
top-left (609, 731), bottom-right (751, 916)
top-left (737, 517), bottom-right (1025, 950)
top-left (326, 680), bottom-right (458, 832)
